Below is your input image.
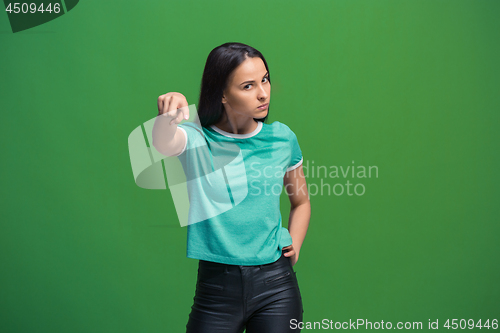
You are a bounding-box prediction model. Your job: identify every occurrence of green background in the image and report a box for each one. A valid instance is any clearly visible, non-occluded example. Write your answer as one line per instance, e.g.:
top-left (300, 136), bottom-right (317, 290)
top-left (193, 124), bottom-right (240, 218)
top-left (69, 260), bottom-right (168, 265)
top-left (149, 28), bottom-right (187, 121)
top-left (1, 0), bottom-right (499, 332)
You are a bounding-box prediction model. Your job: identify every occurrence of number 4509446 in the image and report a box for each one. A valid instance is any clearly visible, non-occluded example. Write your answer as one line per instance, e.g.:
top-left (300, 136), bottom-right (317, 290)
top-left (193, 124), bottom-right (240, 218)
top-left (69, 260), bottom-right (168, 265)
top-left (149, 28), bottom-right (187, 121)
top-left (5, 3), bottom-right (62, 14)
top-left (444, 319), bottom-right (498, 330)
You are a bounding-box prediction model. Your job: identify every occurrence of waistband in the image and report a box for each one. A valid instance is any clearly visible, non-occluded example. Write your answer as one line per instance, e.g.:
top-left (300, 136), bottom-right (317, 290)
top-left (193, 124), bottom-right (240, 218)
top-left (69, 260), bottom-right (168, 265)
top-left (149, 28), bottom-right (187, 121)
top-left (199, 250), bottom-right (289, 271)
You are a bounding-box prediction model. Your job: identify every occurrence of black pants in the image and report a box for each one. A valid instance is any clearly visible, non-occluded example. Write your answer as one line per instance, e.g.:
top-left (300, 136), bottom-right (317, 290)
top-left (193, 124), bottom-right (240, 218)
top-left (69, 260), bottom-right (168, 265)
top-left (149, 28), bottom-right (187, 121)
top-left (186, 250), bottom-right (304, 332)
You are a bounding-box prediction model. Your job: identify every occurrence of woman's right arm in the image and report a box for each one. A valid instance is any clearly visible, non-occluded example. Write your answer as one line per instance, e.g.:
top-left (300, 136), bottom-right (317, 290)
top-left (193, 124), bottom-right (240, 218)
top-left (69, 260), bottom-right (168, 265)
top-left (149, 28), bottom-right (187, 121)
top-left (152, 92), bottom-right (190, 156)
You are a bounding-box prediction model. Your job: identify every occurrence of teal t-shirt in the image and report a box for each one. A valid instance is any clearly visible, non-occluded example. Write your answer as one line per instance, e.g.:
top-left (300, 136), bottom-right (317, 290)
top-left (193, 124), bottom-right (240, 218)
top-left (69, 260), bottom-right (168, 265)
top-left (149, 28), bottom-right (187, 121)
top-left (175, 120), bottom-right (303, 265)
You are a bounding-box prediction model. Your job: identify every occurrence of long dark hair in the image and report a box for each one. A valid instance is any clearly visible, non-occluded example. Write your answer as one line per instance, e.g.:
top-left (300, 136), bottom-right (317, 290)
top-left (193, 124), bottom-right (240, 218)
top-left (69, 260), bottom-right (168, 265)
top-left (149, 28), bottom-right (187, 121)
top-left (197, 42), bottom-right (271, 127)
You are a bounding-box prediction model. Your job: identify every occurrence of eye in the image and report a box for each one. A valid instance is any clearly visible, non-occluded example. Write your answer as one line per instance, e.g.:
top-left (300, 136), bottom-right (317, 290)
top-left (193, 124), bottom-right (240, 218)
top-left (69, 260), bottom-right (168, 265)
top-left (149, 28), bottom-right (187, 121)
top-left (244, 76), bottom-right (269, 90)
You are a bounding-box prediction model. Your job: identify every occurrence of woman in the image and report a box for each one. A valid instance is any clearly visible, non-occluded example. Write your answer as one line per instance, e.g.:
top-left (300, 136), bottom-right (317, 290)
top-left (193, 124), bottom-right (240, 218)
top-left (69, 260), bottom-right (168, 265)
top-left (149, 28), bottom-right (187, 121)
top-left (152, 42), bottom-right (310, 333)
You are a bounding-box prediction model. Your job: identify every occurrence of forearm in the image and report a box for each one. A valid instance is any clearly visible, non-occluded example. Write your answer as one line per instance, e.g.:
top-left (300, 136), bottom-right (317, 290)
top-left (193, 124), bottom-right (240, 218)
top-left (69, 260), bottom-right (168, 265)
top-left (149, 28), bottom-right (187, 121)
top-left (288, 201), bottom-right (311, 254)
top-left (152, 114), bottom-right (178, 154)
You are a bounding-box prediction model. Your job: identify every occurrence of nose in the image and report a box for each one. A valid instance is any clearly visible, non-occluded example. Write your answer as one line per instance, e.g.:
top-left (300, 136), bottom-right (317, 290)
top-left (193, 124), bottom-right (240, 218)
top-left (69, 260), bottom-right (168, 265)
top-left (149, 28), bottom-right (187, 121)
top-left (258, 84), bottom-right (269, 100)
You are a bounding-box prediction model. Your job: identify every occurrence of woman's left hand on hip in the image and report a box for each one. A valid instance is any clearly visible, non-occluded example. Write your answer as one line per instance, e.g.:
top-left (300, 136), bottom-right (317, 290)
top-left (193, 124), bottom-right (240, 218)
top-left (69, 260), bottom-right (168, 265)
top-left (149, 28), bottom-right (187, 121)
top-left (282, 244), bottom-right (299, 266)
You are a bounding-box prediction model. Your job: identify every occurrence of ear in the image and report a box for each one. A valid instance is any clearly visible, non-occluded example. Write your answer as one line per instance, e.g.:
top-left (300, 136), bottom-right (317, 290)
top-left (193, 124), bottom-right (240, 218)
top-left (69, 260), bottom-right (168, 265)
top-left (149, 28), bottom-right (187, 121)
top-left (222, 95), bottom-right (226, 104)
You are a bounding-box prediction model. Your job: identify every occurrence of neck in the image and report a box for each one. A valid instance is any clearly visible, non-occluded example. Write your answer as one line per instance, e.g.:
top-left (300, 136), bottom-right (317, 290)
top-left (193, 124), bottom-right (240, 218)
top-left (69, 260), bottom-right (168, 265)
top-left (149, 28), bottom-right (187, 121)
top-left (214, 112), bottom-right (258, 135)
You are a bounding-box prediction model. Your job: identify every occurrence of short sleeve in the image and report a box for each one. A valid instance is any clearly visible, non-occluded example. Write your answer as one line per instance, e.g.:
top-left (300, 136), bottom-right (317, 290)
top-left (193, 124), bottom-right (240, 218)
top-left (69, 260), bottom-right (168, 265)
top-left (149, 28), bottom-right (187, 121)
top-left (287, 130), bottom-right (303, 172)
top-left (173, 122), bottom-right (214, 184)
top-left (173, 122), bottom-right (206, 157)
top-left (172, 126), bottom-right (188, 156)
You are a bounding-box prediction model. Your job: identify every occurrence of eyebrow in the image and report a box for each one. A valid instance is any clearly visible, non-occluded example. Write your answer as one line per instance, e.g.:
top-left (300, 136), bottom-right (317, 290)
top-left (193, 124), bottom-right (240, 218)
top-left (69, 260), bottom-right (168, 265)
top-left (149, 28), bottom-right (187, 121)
top-left (240, 72), bottom-right (269, 86)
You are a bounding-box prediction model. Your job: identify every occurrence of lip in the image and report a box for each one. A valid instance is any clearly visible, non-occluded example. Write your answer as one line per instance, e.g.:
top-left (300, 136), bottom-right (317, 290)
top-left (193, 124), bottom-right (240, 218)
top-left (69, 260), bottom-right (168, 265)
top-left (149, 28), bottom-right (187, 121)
top-left (257, 103), bottom-right (269, 109)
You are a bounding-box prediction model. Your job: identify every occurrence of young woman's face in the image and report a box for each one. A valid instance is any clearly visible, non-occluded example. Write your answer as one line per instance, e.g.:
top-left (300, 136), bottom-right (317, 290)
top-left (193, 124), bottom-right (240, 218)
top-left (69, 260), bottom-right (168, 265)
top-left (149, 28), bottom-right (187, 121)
top-left (222, 56), bottom-right (270, 120)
